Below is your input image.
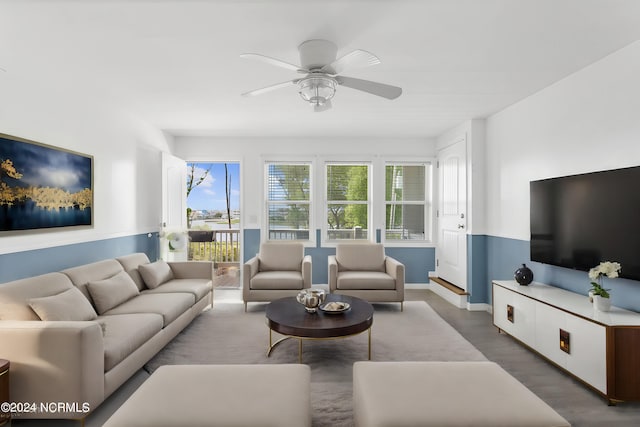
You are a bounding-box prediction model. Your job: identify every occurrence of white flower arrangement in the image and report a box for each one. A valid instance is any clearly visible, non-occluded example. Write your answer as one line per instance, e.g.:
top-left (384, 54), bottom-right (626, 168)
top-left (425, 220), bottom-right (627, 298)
top-left (588, 261), bottom-right (621, 299)
top-left (588, 261), bottom-right (621, 280)
top-left (159, 228), bottom-right (188, 251)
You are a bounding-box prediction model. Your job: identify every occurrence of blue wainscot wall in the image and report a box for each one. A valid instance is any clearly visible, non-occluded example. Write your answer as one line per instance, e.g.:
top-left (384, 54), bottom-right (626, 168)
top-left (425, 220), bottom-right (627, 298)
top-left (9, 231), bottom-right (635, 312)
top-left (0, 233), bottom-right (159, 283)
top-left (482, 235), bottom-right (640, 312)
top-left (467, 234), bottom-right (489, 305)
top-left (243, 228), bottom-right (435, 285)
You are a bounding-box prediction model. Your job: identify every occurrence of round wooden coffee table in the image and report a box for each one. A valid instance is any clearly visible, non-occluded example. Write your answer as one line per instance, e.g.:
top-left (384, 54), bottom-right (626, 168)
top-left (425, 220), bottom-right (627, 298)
top-left (265, 294), bottom-right (374, 363)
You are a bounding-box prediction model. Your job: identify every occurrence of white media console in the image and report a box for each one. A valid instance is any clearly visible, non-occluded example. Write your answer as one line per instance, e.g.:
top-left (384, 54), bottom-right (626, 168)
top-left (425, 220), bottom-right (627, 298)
top-left (492, 280), bottom-right (640, 404)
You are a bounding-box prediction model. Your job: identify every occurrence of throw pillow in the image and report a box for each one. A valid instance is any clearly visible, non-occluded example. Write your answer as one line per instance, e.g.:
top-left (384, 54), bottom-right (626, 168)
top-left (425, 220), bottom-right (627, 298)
top-left (87, 271), bottom-right (140, 315)
top-left (138, 260), bottom-right (174, 289)
top-left (29, 287), bottom-right (97, 321)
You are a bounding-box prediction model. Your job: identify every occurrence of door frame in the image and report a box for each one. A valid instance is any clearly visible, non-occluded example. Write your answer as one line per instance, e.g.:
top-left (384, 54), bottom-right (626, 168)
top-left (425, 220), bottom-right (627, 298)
top-left (435, 135), bottom-right (468, 291)
top-left (161, 152), bottom-right (188, 261)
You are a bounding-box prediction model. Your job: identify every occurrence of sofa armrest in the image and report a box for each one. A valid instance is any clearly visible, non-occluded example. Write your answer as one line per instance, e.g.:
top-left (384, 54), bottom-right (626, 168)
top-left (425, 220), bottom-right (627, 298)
top-left (328, 255), bottom-right (338, 292)
top-left (385, 256), bottom-right (405, 293)
top-left (0, 320), bottom-right (105, 417)
top-left (242, 256), bottom-right (259, 294)
top-left (168, 261), bottom-right (214, 281)
top-left (302, 255), bottom-right (312, 288)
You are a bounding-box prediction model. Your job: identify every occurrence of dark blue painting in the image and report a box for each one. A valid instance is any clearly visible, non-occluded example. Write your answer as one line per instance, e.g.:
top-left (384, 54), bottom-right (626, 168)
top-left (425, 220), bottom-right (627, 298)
top-left (0, 133), bottom-right (93, 232)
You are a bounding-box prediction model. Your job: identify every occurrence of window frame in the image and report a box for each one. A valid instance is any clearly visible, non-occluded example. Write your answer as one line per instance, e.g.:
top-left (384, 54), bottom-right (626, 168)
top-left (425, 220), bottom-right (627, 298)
top-left (382, 160), bottom-right (433, 246)
top-left (323, 161), bottom-right (372, 244)
top-left (263, 160), bottom-right (314, 244)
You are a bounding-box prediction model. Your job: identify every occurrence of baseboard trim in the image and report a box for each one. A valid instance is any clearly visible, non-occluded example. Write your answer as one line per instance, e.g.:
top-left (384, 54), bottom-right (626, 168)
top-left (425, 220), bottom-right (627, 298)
top-left (467, 302), bottom-right (491, 312)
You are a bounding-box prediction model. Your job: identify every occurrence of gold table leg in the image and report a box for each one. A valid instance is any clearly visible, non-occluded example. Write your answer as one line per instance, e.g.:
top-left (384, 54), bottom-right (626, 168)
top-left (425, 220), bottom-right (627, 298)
top-left (267, 327), bottom-right (373, 363)
top-left (267, 328), bottom-right (294, 357)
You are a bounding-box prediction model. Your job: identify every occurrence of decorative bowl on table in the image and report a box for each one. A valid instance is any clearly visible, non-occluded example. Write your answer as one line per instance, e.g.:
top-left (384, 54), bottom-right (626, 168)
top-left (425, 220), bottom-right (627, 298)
top-left (319, 301), bottom-right (351, 314)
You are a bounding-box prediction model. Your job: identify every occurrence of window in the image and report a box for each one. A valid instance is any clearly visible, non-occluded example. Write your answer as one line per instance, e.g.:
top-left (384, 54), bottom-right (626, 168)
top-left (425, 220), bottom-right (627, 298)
top-left (325, 163), bottom-right (370, 240)
top-left (265, 163), bottom-right (311, 241)
top-left (385, 163), bottom-right (430, 241)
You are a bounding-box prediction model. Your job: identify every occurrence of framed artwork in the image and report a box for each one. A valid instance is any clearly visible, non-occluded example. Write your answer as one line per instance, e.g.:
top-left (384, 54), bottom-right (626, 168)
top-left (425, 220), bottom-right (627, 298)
top-left (0, 133), bottom-right (93, 232)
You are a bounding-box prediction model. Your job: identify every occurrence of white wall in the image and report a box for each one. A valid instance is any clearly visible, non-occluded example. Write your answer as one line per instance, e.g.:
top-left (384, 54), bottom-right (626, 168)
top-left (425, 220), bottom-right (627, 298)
top-left (174, 137), bottom-right (436, 230)
top-left (0, 72), bottom-right (170, 254)
top-left (485, 41), bottom-right (640, 240)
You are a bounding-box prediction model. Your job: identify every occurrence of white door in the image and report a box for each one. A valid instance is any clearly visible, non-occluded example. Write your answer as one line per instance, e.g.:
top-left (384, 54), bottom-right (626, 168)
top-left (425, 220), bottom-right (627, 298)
top-left (437, 138), bottom-right (467, 290)
top-left (161, 152), bottom-right (187, 261)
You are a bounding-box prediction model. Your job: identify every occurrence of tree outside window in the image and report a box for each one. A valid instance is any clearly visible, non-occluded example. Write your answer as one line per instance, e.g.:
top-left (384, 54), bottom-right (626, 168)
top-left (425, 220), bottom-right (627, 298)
top-left (266, 163), bottom-right (311, 241)
top-left (326, 163), bottom-right (369, 240)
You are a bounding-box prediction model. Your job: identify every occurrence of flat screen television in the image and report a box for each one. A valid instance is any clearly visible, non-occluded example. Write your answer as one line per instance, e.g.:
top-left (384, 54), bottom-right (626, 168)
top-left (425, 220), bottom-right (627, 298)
top-left (530, 166), bottom-right (640, 281)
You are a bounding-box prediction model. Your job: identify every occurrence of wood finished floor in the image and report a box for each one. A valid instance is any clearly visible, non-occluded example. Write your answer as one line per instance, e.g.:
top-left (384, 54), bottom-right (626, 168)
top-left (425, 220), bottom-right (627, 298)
top-left (12, 288), bottom-right (640, 426)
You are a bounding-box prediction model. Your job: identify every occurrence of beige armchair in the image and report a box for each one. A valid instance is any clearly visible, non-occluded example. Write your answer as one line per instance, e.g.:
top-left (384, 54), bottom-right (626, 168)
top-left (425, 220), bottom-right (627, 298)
top-left (243, 242), bottom-right (312, 311)
top-left (328, 243), bottom-right (404, 310)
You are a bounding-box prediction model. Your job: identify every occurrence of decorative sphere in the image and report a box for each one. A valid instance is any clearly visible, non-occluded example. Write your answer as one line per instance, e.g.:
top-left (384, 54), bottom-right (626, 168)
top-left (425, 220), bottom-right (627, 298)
top-left (514, 264), bottom-right (534, 286)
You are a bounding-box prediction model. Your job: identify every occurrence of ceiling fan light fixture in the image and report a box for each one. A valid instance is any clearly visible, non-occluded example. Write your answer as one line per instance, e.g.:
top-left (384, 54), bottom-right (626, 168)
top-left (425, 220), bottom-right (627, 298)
top-left (240, 39), bottom-right (402, 109)
top-left (298, 76), bottom-right (336, 106)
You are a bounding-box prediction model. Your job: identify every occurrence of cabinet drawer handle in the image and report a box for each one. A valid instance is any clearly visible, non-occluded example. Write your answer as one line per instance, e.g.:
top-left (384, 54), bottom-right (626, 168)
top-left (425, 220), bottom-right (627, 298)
top-left (507, 305), bottom-right (514, 323)
top-left (560, 329), bottom-right (571, 354)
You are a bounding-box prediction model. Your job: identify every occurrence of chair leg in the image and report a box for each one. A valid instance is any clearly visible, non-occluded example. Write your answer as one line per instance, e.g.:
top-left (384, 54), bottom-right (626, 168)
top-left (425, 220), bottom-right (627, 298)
top-left (244, 302), bottom-right (248, 312)
top-left (400, 301), bottom-right (404, 312)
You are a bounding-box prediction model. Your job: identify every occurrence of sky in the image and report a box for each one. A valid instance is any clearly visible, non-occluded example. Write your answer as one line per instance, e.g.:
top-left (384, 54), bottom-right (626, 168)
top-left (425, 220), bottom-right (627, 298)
top-left (1, 135), bottom-right (92, 193)
top-left (187, 162), bottom-right (240, 211)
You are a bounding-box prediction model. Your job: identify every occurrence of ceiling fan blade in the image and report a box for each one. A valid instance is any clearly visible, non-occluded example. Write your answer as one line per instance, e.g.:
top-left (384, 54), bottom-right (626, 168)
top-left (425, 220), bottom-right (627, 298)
top-left (241, 80), bottom-right (298, 97)
top-left (240, 53), bottom-right (308, 73)
top-left (320, 49), bottom-right (380, 75)
top-left (313, 99), bottom-right (332, 113)
top-left (335, 76), bottom-right (402, 100)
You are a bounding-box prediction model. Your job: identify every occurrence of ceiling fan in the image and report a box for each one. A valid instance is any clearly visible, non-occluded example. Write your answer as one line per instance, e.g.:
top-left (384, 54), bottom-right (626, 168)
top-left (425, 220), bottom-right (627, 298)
top-left (240, 39), bottom-right (402, 112)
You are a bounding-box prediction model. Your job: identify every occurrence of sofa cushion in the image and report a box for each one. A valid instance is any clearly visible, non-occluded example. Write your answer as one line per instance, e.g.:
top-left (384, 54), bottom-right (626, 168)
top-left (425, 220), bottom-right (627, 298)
top-left (102, 364), bottom-right (312, 427)
top-left (102, 293), bottom-right (195, 327)
top-left (28, 287), bottom-right (98, 321)
top-left (251, 271), bottom-right (304, 290)
top-left (139, 260), bottom-right (174, 289)
top-left (62, 259), bottom-right (125, 302)
top-left (353, 361), bottom-right (571, 427)
top-left (336, 244), bottom-right (385, 272)
top-left (98, 313), bottom-right (163, 371)
top-left (116, 253), bottom-right (152, 291)
top-left (0, 272), bottom-right (75, 320)
top-left (87, 271), bottom-right (140, 315)
top-left (142, 278), bottom-right (211, 301)
top-left (337, 271), bottom-right (396, 290)
top-left (259, 242), bottom-right (303, 272)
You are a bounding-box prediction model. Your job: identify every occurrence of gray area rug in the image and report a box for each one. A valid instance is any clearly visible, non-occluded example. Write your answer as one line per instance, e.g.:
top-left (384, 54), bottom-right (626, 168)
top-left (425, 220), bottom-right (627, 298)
top-left (145, 301), bottom-right (487, 426)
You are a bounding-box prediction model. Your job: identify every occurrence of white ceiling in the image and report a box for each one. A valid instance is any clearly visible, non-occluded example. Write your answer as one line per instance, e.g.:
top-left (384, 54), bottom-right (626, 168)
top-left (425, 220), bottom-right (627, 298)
top-left (2, 0), bottom-right (640, 139)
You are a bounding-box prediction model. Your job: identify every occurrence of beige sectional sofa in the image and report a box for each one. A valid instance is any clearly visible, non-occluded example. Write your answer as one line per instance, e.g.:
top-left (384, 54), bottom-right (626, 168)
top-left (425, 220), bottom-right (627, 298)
top-left (0, 253), bottom-right (212, 421)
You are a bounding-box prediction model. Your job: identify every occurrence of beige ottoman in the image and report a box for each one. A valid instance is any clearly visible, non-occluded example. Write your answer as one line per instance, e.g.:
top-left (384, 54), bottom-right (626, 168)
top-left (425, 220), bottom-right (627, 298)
top-left (103, 364), bottom-right (311, 427)
top-left (353, 361), bottom-right (570, 427)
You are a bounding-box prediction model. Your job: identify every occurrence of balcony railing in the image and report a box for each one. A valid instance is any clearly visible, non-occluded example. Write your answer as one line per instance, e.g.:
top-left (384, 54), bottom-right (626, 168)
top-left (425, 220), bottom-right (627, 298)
top-left (268, 229), bottom-right (310, 240)
top-left (188, 229), bottom-right (240, 263)
top-left (327, 227), bottom-right (368, 240)
top-left (267, 227), bottom-right (370, 240)
top-left (385, 229), bottom-right (426, 240)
